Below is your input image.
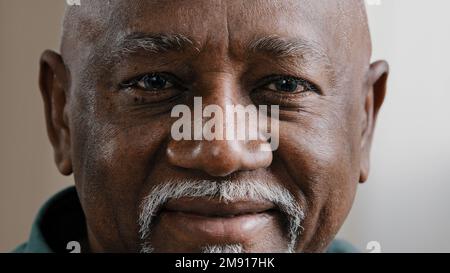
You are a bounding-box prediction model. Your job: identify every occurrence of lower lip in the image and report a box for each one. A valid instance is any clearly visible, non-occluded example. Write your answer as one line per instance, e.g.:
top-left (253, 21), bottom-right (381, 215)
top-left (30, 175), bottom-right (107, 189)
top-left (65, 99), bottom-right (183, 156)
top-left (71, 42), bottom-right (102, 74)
top-left (156, 210), bottom-right (279, 242)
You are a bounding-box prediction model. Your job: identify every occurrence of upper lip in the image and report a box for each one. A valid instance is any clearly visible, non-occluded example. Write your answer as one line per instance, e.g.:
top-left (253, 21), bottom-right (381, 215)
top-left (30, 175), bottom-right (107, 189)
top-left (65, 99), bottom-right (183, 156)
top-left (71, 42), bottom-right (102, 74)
top-left (163, 197), bottom-right (277, 217)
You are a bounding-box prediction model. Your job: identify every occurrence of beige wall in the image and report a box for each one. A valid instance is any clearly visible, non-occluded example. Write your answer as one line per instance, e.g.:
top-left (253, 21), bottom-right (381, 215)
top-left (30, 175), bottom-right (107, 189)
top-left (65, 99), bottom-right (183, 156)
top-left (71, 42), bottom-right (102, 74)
top-left (338, 0), bottom-right (450, 252)
top-left (0, 0), bottom-right (70, 252)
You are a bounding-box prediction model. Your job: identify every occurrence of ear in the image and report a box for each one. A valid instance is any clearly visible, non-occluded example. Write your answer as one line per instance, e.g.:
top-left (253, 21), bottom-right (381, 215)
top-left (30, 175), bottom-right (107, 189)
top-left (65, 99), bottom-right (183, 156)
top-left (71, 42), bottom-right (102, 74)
top-left (39, 50), bottom-right (73, 175)
top-left (359, 60), bottom-right (389, 183)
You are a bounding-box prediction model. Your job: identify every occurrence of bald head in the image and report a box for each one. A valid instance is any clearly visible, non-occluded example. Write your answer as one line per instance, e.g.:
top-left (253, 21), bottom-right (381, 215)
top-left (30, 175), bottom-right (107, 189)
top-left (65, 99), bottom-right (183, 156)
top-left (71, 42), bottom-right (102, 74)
top-left (61, 0), bottom-right (372, 77)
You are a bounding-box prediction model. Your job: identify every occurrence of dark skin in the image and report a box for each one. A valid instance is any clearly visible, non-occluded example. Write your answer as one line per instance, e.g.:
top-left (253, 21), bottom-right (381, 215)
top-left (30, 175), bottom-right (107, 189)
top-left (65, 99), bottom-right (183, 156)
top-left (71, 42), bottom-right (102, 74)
top-left (39, 0), bottom-right (388, 252)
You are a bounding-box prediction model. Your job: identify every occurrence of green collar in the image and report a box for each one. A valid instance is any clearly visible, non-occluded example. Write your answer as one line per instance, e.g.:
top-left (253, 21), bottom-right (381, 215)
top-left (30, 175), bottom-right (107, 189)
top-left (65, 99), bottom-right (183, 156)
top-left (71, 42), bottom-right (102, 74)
top-left (13, 186), bottom-right (85, 253)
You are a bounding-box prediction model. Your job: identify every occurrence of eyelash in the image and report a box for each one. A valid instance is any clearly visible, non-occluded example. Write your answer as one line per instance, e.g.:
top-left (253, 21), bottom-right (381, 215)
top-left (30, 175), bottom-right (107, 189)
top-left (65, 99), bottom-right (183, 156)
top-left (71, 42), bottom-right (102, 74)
top-left (119, 73), bottom-right (320, 96)
top-left (257, 75), bottom-right (320, 94)
top-left (119, 73), bottom-right (183, 91)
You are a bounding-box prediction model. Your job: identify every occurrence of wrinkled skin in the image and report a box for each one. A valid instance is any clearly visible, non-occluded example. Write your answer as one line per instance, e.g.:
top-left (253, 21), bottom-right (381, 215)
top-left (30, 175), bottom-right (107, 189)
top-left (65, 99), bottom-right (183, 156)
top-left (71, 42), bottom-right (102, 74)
top-left (39, 0), bottom-right (388, 252)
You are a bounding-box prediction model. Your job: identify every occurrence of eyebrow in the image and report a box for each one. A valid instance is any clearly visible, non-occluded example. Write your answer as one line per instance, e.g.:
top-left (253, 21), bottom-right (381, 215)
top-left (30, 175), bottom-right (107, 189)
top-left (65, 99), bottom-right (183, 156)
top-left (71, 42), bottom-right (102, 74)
top-left (248, 35), bottom-right (329, 62)
top-left (112, 33), bottom-right (328, 63)
top-left (247, 35), bottom-right (336, 84)
top-left (110, 32), bottom-right (198, 62)
top-left (107, 33), bottom-right (336, 85)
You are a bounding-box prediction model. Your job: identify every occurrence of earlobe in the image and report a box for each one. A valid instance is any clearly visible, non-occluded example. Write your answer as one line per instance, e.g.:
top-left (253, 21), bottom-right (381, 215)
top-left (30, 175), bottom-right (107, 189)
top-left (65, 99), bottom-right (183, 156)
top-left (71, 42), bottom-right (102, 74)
top-left (39, 50), bottom-right (73, 175)
top-left (359, 60), bottom-right (389, 183)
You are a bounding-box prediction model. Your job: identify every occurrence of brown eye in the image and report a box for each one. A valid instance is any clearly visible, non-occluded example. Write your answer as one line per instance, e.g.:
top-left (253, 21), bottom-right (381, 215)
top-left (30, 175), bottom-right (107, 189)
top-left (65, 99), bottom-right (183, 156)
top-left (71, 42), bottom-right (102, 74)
top-left (120, 73), bottom-right (177, 91)
top-left (138, 74), bottom-right (173, 91)
top-left (267, 78), bottom-right (302, 93)
top-left (262, 76), bottom-right (318, 94)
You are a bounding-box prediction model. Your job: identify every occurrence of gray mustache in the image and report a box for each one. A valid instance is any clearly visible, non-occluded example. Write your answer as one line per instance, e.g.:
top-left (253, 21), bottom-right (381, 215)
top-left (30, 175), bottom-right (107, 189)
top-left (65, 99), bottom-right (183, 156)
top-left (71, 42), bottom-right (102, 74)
top-left (138, 179), bottom-right (305, 252)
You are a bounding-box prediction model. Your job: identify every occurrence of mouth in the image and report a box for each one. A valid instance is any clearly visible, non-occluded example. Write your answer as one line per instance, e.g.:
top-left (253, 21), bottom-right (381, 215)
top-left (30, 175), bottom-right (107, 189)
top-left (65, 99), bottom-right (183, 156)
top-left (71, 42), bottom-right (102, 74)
top-left (164, 197), bottom-right (277, 217)
top-left (154, 197), bottom-right (281, 244)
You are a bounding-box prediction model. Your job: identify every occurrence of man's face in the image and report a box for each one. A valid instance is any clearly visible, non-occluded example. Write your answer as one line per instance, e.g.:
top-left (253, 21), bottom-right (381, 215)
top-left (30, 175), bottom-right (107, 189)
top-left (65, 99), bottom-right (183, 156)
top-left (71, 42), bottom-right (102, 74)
top-left (41, 0), bottom-right (388, 252)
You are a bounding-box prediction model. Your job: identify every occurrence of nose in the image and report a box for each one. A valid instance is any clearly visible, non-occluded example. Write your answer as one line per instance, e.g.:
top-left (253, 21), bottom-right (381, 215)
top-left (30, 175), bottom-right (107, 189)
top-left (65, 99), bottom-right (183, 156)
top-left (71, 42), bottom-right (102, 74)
top-left (166, 73), bottom-right (273, 177)
top-left (167, 138), bottom-right (272, 177)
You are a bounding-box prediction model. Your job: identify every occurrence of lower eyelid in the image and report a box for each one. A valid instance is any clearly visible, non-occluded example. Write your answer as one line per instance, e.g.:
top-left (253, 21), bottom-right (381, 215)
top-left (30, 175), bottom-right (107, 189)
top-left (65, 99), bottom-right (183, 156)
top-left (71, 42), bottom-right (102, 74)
top-left (261, 90), bottom-right (314, 106)
top-left (262, 86), bottom-right (309, 95)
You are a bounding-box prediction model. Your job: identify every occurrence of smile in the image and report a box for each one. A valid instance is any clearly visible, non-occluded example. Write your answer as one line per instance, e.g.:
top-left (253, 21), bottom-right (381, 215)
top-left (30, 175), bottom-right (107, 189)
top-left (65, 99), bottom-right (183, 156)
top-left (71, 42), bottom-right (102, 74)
top-left (156, 198), bottom-right (281, 242)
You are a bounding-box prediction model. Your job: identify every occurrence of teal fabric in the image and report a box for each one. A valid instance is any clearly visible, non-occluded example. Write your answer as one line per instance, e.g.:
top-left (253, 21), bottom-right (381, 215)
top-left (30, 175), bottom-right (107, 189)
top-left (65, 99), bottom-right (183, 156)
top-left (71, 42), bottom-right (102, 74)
top-left (326, 239), bottom-right (360, 253)
top-left (12, 186), bottom-right (358, 253)
top-left (12, 186), bottom-right (85, 253)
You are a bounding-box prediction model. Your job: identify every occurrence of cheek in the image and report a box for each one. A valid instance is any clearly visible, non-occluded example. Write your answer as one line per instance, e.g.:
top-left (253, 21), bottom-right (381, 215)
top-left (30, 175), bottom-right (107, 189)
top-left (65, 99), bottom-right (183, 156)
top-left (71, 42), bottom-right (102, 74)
top-left (276, 117), bottom-right (360, 251)
top-left (71, 115), bottom-right (172, 251)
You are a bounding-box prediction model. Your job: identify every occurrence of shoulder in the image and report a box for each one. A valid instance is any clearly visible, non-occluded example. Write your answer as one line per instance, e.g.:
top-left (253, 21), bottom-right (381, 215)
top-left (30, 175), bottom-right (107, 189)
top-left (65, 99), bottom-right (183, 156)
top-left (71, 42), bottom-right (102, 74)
top-left (11, 243), bottom-right (27, 253)
top-left (326, 239), bottom-right (360, 253)
top-left (10, 186), bottom-right (82, 253)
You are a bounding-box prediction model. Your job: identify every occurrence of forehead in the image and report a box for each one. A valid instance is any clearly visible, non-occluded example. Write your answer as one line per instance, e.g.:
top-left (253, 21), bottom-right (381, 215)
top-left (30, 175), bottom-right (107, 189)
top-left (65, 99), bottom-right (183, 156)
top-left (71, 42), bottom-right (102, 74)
top-left (120, 0), bottom-right (332, 34)
top-left (80, 0), bottom-right (346, 54)
top-left (64, 0), bottom-right (370, 89)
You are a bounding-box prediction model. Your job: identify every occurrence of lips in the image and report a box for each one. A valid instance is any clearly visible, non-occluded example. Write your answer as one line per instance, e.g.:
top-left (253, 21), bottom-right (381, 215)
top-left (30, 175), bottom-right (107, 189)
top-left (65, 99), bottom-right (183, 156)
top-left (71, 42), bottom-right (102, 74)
top-left (152, 197), bottom-right (282, 247)
top-left (164, 197), bottom-right (277, 217)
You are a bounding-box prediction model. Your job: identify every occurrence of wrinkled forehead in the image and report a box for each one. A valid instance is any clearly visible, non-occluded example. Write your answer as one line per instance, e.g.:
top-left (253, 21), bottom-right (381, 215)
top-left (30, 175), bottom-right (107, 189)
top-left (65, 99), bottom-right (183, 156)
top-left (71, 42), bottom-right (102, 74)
top-left (63, 0), bottom-right (367, 49)
top-left (106, 0), bottom-right (337, 38)
top-left (62, 0), bottom-right (369, 72)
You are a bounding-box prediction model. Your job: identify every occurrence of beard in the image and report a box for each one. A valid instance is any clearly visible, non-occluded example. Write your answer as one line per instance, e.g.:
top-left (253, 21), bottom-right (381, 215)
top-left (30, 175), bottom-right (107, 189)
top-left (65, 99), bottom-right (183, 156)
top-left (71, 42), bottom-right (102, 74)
top-left (138, 179), bottom-right (304, 253)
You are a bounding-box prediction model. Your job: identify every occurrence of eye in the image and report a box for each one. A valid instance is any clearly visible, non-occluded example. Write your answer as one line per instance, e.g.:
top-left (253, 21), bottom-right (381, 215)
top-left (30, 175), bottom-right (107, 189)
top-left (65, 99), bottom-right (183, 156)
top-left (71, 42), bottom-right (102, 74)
top-left (120, 73), bottom-right (176, 91)
top-left (263, 76), bottom-right (318, 94)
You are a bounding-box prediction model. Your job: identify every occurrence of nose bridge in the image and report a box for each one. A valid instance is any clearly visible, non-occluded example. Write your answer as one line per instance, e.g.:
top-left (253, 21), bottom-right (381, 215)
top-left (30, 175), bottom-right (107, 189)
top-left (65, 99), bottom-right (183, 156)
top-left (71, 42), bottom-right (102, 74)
top-left (166, 71), bottom-right (273, 177)
top-left (195, 70), bottom-right (240, 104)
